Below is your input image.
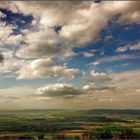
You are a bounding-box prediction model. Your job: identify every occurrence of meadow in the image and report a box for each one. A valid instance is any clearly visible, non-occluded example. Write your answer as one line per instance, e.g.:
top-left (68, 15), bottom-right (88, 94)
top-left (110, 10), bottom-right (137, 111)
top-left (0, 109), bottom-right (139, 139)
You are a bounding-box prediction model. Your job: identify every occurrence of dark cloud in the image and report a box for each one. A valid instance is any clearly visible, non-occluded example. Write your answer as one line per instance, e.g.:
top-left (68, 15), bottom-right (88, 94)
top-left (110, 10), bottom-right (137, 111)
top-left (42, 87), bottom-right (83, 98)
top-left (0, 53), bottom-right (4, 63)
top-left (5, 96), bottom-right (19, 100)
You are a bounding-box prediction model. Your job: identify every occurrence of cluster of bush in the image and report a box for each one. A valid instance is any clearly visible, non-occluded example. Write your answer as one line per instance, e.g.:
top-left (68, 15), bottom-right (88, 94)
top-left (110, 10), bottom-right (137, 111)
top-left (83, 127), bottom-right (134, 139)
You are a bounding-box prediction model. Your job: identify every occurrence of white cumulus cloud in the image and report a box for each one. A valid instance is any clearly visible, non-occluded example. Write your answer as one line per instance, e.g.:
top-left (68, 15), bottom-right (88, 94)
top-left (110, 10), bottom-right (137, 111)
top-left (17, 59), bottom-right (81, 80)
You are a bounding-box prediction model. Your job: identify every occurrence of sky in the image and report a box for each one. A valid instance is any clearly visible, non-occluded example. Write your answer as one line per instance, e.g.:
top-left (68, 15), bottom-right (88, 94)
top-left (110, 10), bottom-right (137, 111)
top-left (0, 1), bottom-right (140, 110)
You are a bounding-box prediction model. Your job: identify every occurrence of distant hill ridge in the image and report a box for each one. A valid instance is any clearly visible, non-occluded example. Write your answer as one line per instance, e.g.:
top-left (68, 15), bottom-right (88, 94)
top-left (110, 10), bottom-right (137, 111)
top-left (0, 109), bottom-right (139, 115)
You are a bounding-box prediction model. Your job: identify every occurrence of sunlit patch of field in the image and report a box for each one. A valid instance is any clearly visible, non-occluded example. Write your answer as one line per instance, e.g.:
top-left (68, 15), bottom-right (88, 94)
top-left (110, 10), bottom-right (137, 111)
top-left (80, 125), bottom-right (102, 130)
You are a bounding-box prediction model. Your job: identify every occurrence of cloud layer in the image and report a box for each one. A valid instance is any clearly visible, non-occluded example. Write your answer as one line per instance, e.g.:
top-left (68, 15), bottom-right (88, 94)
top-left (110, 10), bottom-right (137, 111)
top-left (0, 1), bottom-right (140, 80)
top-left (0, 1), bottom-right (140, 109)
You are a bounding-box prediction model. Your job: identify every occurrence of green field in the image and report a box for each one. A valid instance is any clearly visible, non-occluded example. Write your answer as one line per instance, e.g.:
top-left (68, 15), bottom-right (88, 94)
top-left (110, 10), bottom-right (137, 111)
top-left (0, 109), bottom-right (139, 139)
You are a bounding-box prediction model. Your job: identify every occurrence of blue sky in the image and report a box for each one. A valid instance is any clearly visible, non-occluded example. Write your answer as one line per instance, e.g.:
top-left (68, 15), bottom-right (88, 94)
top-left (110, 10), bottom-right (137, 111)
top-left (0, 1), bottom-right (140, 109)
